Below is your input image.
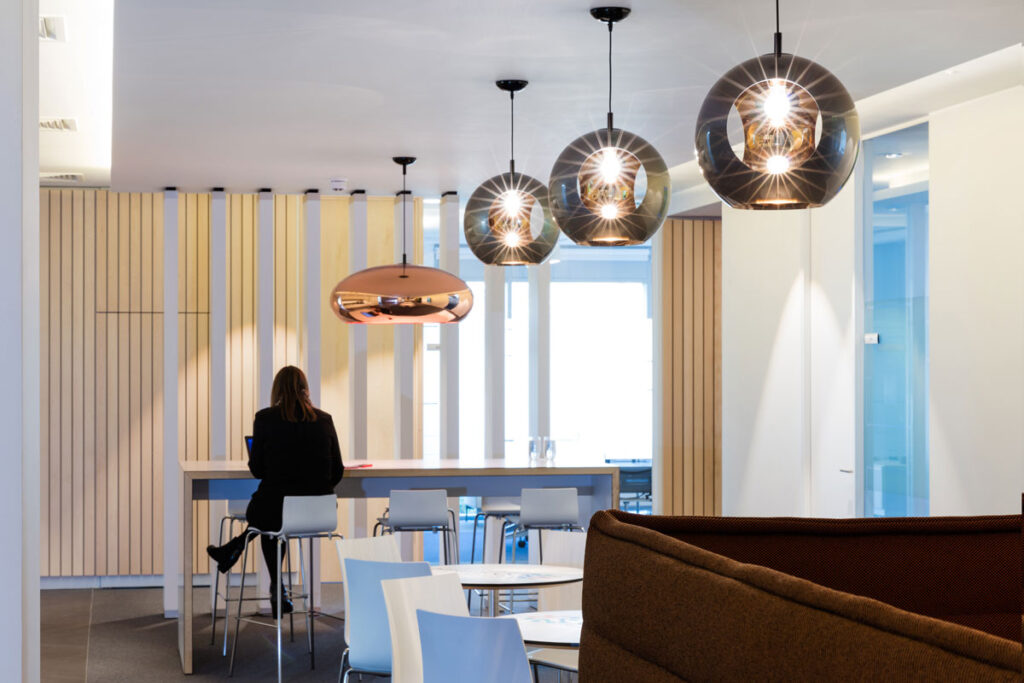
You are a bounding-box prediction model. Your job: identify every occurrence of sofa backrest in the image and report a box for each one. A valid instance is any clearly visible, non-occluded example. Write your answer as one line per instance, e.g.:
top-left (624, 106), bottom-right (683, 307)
top-left (580, 510), bottom-right (1022, 682)
top-left (611, 511), bottom-right (1021, 641)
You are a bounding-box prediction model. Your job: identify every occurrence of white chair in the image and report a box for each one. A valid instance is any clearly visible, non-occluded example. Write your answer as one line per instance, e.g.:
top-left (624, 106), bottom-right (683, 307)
top-left (537, 529), bottom-right (587, 612)
top-left (374, 489), bottom-right (459, 564)
top-left (334, 535), bottom-right (402, 647)
top-left (528, 648), bottom-right (579, 682)
top-left (228, 494), bottom-right (341, 683)
top-left (417, 610), bottom-right (533, 683)
top-left (211, 499), bottom-right (253, 652)
top-left (381, 572), bottom-right (469, 683)
top-left (470, 496), bottom-right (520, 563)
top-left (505, 488), bottom-right (584, 564)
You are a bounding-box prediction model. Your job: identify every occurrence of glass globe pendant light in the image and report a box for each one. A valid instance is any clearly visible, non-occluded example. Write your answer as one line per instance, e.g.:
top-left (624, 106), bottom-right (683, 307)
top-left (330, 157), bottom-right (473, 324)
top-left (694, 0), bottom-right (860, 209)
top-left (464, 80), bottom-right (559, 266)
top-left (548, 7), bottom-right (671, 247)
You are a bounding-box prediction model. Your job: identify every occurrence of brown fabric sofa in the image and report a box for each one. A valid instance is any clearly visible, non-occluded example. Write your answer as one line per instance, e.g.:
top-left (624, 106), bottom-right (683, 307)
top-left (580, 510), bottom-right (1022, 681)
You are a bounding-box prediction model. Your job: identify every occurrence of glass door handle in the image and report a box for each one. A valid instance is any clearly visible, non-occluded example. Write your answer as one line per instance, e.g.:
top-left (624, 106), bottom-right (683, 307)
top-left (839, 468), bottom-right (854, 474)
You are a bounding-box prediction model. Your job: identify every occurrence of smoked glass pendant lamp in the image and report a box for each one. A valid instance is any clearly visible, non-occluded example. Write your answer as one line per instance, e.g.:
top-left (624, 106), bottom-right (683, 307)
top-left (548, 7), bottom-right (671, 247)
top-left (330, 157), bottom-right (473, 324)
top-left (694, 0), bottom-right (860, 209)
top-left (464, 80), bottom-right (558, 266)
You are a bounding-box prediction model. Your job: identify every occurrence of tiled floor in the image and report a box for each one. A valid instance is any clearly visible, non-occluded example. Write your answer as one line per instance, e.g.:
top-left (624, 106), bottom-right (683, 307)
top-left (41, 582), bottom-right (576, 682)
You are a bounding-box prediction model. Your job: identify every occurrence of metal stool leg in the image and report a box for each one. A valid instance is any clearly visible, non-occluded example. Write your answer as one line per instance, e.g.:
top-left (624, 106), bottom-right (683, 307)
top-left (228, 531), bottom-right (254, 677)
top-left (308, 537), bottom-right (317, 669)
top-left (275, 538), bottom-right (283, 683)
top-left (286, 542), bottom-right (295, 642)
top-left (470, 511), bottom-right (484, 563)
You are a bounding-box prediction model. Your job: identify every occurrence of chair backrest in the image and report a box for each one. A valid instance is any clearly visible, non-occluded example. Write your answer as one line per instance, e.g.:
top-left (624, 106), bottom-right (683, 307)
top-left (520, 488), bottom-right (579, 528)
top-left (226, 499), bottom-right (249, 517)
top-left (336, 536), bottom-right (402, 642)
top-left (343, 558), bottom-right (432, 674)
top-left (537, 529), bottom-right (587, 611)
top-left (416, 610), bottom-right (532, 683)
top-left (278, 494), bottom-right (337, 535)
top-left (388, 489), bottom-right (449, 529)
top-left (381, 572), bottom-right (469, 683)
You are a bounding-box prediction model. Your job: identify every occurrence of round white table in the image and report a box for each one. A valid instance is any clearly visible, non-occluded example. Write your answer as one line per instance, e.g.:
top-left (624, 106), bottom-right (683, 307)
top-left (503, 609), bottom-right (582, 648)
top-left (431, 564), bottom-right (583, 616)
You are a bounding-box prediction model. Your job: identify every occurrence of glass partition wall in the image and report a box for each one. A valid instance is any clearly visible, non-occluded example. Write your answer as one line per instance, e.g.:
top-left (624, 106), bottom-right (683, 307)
top-left (862, 123), bottom-right (929, 516)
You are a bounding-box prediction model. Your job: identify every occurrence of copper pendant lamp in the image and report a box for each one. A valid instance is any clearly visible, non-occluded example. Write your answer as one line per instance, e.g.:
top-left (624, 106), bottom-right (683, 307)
top-left (330, 157), bottom-right (473, 324)
top-left (694, 0), bottom-right (860, 209)
top-left (548, 7), bottom-right (671, 247)
top-left (464, 79), bottom-right (559, 266)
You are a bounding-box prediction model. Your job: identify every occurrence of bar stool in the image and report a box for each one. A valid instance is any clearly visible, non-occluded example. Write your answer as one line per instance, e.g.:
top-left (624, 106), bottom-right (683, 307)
top-left (374, 489), bottom-right (459, 564)
top-left (470, 497), bottom-right (520, 563)
top-left (504, 488), bottom-right (584, 564)
top-left (228, 494), bottom-right (341, 683)
top-left (211, 500), bottom-right (252, 652)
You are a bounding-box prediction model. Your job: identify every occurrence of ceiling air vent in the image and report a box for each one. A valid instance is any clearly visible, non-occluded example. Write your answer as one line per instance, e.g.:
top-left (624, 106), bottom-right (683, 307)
top-left (40, 117), bottom-right (77, 132)
top-left (38, 16), bottom-right (66, 42)
top-left (40, 172), bottom-right (84, 184)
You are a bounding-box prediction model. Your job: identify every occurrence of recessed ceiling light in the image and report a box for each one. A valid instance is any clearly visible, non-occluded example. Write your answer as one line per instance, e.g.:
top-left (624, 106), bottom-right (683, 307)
top-left (943, 68), bottom-right (959, 76)
top-left (883, 152), bottom-right (904, 159)
top-left (40, 172), bottom-right (83, 184)
top-left (40, 117), bottom-right (78, 132)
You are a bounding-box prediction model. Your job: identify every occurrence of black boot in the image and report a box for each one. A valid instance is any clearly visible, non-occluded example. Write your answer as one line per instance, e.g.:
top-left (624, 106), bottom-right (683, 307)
top-left (206, 537), bottom-right (245, 574)
top-left (268, 586), bottom-right (293, 619)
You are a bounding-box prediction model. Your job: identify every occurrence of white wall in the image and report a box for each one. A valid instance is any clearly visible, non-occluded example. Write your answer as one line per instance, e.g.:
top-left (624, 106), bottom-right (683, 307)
top-left (722, 176), bottom-right (860, 517)
top-left (929, 86), bottom-right (1024, 515)
top-left (1, 0), bottom-right (40, 679)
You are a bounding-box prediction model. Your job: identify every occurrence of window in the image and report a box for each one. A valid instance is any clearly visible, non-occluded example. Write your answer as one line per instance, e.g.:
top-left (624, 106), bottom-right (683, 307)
top-left (862, 123), bottom-right (929, 516)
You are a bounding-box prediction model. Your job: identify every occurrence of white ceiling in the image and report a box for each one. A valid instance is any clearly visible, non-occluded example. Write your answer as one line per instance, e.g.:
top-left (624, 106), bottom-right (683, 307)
top-left (94, 0), bottom-right (1023, 194)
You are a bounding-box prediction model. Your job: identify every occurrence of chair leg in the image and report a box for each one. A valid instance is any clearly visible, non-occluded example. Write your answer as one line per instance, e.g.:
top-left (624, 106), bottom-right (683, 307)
top-left (470, 512), bottom-right (483, 564)
top-left (309, 537), bottom-right (316, 669)
top-left (538, 528), bottom-right (543, 565)
top-left (276, 539), bottom-right (283, 683)
top-left (228, 532), bottom-right (252, 677)
top-left (338, 648), bottom-right (349, 683)
top-left (448, 509), bottom-right (460, 563)
top-left (211, 515), bottom-right (228, 645)
top-left (286, 544), bottom-right (295, 642)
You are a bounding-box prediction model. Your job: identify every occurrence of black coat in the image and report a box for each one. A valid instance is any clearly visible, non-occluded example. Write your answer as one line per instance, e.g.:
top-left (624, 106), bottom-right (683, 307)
top-left (246, 406), bottom-right (344, 532)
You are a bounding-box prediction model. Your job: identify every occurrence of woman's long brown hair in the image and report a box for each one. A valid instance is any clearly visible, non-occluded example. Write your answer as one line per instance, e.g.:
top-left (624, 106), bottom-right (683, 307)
top-left (270, 366), bottom-right (318, 422)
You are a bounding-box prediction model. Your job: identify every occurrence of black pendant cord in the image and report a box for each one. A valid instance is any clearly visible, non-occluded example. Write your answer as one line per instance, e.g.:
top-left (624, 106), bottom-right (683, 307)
top-left (509, 91), bottom-right (516, 175)
top-left (773, 0), bottom-right (782, 57)
top-left (607, 21), bottom-right (614, 133)
top-left (401, 166), bottom-right (407, 271)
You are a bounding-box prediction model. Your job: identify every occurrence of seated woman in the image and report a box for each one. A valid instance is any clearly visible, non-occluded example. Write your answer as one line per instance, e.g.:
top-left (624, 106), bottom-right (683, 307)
top-left (207, 365), bottom-right (344, 616)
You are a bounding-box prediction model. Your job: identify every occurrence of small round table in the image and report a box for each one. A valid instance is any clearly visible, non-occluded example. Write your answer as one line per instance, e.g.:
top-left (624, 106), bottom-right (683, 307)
top-left (503, 609), bottom-right (582, 648)
top-left (431, 564), bottom-right (583, 616)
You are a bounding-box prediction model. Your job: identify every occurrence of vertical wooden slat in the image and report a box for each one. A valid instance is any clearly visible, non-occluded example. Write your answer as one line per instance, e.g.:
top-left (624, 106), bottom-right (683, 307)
top-left (95, 191), bottom-right (108, 576)
top-left (48, 191), bottom-right (61, 575)
top-left (83, 191), bottom-right (96, 574)
top-left (703, 221), bottom-right (715, 515)
top-left (242, 195), bottom-right (255, 459)
top-left (692, 221), bottom-right (705, 516)
top-left (713, 220), bottom-right (723, 516)
top-left (129, 194), bottom-right (142, 575)
top-left (230, 196), bottom-right (242, 460)
top-left (60, 190), bottom-right (73, 576)
top-left (671, 221), bottom-right (684, 516)
top-left (39, 190), bottom-right (50, 576)
top-left (153, 192), bottom-right (165, 571)
top-left (106, 192), bottom-right (119, 574)
top-left (118, 193), bottom-right (131, 575)
top-left (274, 196), bottom-right (286, 369)
top-left (141, 194), bottom-right (154, 574)
top-left (71, 191), bottom-right (85, 575)
top-left (660, 222), bottom-right (673, 515)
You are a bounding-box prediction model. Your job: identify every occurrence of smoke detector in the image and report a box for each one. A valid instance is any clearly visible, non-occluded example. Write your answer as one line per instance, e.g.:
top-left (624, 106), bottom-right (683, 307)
top-left (40, 117), bottom-right (78, 132)
top-left (328, 177), bottom-right (348, 193)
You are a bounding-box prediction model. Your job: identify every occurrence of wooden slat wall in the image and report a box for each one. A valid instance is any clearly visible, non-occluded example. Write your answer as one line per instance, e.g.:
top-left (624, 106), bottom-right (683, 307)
top-left (41, 189), bottom-right (424, 577)
top-left (658, 218), bottom-right (722, 516)
top-left (40, 189), bottom-right (165, 576)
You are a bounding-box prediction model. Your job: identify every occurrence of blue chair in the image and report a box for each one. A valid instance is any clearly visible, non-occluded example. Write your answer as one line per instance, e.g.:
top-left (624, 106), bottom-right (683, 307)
top-left (416, 610), bottom-right (533, 683)
top-left (339, 558), bottom-right (432, 683)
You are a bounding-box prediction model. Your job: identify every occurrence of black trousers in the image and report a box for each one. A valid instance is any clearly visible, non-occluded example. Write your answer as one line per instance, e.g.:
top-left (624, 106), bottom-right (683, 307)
top-left (221, 495), bottom-right (287, 591)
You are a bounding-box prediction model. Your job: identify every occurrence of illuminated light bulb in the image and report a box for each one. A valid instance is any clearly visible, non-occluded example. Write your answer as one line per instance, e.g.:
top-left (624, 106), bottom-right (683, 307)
top-left (766, 155), bottom-right (790, 174)
top-left (500, 190), bottom-right (523, 217)
top-left (502, 230), bottom-right (523, 247)
top-left (598, 147), bottom-right (623, 183)
top-left (762, 81), bottom-right (791, 127)
top-left (600, 203), bottom-right (619, 219)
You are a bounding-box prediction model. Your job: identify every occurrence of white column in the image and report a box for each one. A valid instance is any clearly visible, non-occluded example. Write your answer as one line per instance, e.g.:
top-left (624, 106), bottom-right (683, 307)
top-left (439, 193), bottom-right (460, 459)
top-left (3, 0), bottom-right (39, 675)
top-left (161, 189), bottom-right (180, 616)
top-left (484, 265), bottom-right (505, 458)
top-left (528, 261), bottom-right (551, 441)
top-left (258, 190), bottom-right (275, 405)
top-left (304, 191), bottom-right (321, 405)
top-left (394, 195), bottom-right (415, 460)
top-left (348, 192), bottom-right (368, 538)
